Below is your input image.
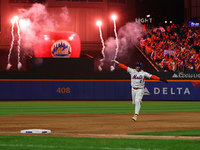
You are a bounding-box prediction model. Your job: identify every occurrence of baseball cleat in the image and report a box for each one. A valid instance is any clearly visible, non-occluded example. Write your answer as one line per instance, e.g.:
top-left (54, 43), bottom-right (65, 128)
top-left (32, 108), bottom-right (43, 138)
top-left (132, 114), bottom-right (138, 121)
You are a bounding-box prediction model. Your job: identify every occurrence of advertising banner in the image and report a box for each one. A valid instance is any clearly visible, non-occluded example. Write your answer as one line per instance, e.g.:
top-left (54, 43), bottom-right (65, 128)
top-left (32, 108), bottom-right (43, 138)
top-left (0, 80), bottom-right (199, 100)
top-left (144, 81), bottom-right (200, 100)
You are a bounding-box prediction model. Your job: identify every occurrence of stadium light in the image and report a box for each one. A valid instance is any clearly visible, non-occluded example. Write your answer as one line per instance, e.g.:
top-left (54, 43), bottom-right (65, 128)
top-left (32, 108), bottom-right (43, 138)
top-left (146, 14), bottom-right (151, 18)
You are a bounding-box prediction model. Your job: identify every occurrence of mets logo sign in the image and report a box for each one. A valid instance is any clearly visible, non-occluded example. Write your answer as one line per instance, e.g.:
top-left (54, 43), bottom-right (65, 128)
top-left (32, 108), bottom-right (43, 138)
top-left (51, 40), bottom-right (72, 58)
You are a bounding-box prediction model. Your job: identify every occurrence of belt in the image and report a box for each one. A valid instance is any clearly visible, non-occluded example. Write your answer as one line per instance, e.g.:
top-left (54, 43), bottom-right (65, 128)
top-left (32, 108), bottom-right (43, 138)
top-left (133, 87), bottom-right (140, 90)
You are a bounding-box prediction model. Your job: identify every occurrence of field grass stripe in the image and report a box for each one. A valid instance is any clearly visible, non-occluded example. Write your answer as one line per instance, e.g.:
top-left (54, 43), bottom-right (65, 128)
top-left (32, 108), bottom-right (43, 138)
top-left (0, 144), bottom-right (159, 150)
top-left (0, 102), bottom-right (200, 115)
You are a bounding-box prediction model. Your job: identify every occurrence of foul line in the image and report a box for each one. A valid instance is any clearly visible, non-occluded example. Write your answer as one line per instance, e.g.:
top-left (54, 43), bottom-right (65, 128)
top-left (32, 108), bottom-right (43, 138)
top-left (0, 132), bottom-right (200, 140)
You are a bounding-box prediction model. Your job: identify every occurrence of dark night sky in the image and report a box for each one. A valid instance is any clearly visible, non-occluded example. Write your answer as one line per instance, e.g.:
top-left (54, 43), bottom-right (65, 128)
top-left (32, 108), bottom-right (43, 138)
top-left (135, 0), bottom-right (185, 25)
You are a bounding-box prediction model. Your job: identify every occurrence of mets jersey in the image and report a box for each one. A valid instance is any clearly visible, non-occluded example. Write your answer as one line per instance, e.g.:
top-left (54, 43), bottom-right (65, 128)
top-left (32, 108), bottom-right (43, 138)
top-left (127, 67), bottom-right (152, 89)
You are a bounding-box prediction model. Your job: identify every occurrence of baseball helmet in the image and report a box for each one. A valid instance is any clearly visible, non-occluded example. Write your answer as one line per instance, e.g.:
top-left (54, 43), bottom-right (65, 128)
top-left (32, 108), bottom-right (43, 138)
top-left (135, 62), bottom-right (143, 70)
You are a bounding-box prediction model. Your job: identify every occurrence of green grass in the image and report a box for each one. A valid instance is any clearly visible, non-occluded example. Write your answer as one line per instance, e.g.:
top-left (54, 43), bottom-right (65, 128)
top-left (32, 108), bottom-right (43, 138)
top-left (129, 129), bottom-right (200, 136)
top-left (0, 102), bottom-right (199, 150)
top-left (0, 102), bottom-right (199, 115)
top-left (0, 135), bottom-right (199, 150)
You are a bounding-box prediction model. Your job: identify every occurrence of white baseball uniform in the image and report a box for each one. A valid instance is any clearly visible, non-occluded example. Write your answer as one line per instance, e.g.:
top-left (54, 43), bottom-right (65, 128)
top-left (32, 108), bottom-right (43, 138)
top-left (127, 67), bottom-right (152, 115)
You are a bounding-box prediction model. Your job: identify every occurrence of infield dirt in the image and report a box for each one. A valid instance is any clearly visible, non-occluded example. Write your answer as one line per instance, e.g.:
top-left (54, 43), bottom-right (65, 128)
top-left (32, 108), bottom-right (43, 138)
top-left (0, 112), bottom-right (200, 139)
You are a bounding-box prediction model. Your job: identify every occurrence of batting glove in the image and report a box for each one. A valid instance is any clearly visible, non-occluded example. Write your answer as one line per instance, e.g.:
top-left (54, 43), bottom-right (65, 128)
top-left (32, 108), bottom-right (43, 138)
top-left (111, 60), bottom-right (119, 64)
top-left (160, 78), bottom-right (168, 83)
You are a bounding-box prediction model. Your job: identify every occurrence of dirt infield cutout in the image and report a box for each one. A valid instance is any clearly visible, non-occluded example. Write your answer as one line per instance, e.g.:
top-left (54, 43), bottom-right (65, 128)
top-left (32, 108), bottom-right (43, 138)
top-left (0, 112), bottom-right (200, 140)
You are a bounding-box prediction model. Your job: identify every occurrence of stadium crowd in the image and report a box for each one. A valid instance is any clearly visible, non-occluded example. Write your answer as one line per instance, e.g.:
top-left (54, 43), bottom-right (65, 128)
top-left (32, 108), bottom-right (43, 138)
top-left (140, 24), bottom-right (200, 72)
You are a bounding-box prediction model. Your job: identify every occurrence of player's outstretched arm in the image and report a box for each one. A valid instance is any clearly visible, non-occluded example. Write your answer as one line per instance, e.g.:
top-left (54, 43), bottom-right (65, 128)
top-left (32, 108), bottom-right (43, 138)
top-left (111, 60), bottom-right (128, 71)
top-left (151, 75), bottom-right (168, 83)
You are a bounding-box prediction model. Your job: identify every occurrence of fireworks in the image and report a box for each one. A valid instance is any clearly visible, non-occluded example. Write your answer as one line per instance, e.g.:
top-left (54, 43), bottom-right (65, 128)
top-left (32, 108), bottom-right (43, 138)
top-left (6, 19), bottom-right (15, 70)
top-left (111, 14), bottom-right (117, 21)
top-left (96, 15), bottom-right (120, 71)
top-left (96, 20), bottom-right (102, 27)
top-left (16, 18), bottom-right (22, 70)
top-left (7, 16), bottom-right (22, 71)
top-left (96, 20), bottom-right (105, 71)
top-left (110, 14), bottom-right (119, 71)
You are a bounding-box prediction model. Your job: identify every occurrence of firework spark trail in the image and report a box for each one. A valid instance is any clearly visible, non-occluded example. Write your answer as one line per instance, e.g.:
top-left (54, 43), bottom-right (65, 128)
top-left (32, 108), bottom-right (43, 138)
top-left (6, 20), bottom-right (15, 70)
top-left (16, 20), bottom-right (22, 70)
top-left (110, 15), bottom-right (119, 71)
top-left (99, 25), bottom-right (105, 59)
top-left (113, 19), bottom-right (119, 61)
top-left (96, 21), bottom-right (105, 71)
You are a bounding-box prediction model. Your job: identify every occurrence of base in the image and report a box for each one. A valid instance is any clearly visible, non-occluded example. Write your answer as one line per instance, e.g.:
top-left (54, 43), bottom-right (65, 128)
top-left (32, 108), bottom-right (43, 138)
top-left (20, 129), bottom-right (51, 134)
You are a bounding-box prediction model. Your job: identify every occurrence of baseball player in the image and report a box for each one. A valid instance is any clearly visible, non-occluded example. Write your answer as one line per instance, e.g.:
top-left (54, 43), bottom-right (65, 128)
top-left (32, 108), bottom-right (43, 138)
top-left (112, 60), bottom-right (168, 121)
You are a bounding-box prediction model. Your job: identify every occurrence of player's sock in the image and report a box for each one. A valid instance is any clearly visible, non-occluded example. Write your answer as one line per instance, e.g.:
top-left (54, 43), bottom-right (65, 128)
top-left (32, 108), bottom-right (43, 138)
top-left (132, 114), bottom-right (138, 121)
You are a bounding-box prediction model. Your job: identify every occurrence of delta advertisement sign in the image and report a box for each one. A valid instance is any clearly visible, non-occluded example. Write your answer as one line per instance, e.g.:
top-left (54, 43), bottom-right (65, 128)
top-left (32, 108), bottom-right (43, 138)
top-left (143, 81), bottom-right (200, 100)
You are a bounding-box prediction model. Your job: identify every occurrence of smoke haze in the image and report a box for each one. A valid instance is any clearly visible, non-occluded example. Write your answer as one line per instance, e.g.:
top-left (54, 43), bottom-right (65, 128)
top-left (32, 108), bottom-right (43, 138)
top-left (104, 21), bottom-right (143, 63)
top-left (18, 3), bottom-right (70, 51)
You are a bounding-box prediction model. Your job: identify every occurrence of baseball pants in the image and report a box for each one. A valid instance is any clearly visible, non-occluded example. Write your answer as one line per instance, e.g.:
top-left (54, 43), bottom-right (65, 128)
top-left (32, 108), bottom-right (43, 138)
top-left (131, 88), bottom-right (144, 115)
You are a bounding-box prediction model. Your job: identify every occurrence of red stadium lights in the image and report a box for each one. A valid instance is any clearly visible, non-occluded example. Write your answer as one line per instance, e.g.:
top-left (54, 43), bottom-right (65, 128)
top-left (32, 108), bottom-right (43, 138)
top-left (111, 14), bottom-right (117, 21)
top-left (69, 34), bottom-right (76, 41)
top-left (43, 34), bottom-right (50, 41)
top-left (96, 20), bottom-right (102, 26)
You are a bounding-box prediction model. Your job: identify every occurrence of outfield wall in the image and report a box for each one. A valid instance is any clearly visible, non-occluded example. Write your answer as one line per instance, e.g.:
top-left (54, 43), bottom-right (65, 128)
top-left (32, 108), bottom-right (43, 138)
top-left (0, 80), bottom-right (199, 101)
